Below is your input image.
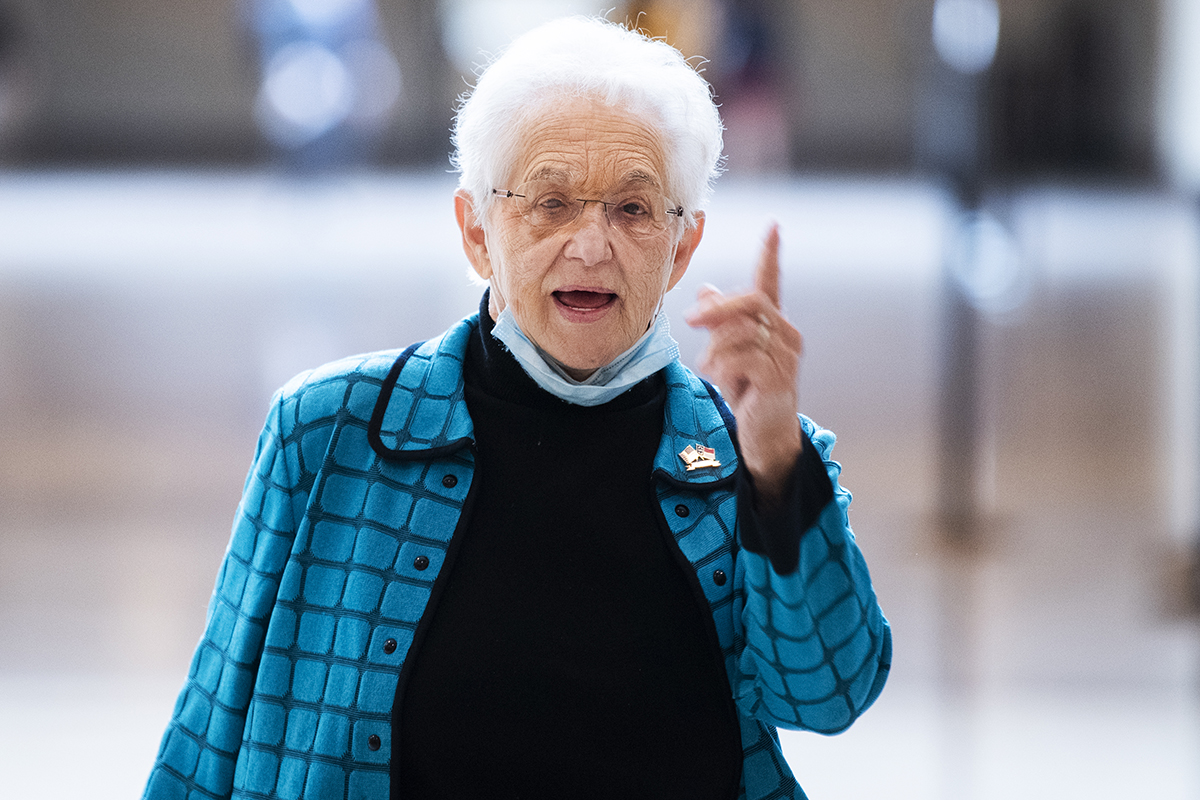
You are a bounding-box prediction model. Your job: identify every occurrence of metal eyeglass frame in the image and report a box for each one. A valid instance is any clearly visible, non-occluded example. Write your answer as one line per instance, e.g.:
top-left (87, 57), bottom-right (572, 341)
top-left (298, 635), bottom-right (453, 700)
top-left (490, 187), bottom-right (684, 234)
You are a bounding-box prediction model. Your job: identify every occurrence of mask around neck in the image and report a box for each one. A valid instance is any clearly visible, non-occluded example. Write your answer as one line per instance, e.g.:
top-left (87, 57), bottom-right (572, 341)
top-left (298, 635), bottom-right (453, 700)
top-left (490, 307), bottom-right (679, 406)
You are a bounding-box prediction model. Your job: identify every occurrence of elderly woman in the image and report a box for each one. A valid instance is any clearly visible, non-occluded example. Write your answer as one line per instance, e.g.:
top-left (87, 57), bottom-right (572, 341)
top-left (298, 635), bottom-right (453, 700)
top-left (143, 16), bottom-right (890, 800)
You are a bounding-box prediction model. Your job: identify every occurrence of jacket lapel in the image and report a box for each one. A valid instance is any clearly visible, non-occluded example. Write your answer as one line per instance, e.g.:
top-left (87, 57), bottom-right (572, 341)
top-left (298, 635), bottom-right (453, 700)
top-left (369, 315), bottom-right (477, 461)
top-left (653, 361), bottom-right (740, 490)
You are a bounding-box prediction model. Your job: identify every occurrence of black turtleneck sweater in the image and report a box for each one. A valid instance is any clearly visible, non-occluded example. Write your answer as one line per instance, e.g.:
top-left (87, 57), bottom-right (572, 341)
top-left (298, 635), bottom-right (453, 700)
top-left (394, 296), bottom-right (833, 799)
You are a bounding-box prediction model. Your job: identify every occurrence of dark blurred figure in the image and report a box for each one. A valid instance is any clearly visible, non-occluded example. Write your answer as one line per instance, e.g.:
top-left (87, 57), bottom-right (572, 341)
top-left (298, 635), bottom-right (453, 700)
top-left (915, 0), bottom-right (1002, 541)
top-left (712, 0), bottom-right (790, 174)
top-left (0, 3), bottom-right (35, 162)
top-left (628, 0), bottom-right (790, 175)
top-left (915, 0), bottom-right (1000, 201)
top-left (993, 1), bottom-right (1133, 175)
top-left (240, 0), bottom-right (402, 170)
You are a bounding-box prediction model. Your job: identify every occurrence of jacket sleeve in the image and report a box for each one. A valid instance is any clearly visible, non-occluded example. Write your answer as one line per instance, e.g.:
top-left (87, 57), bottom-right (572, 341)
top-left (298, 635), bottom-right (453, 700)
top-left (731, 415), bottom-right (892, 734)
top-left (143, 390), bottom-right (303, 800)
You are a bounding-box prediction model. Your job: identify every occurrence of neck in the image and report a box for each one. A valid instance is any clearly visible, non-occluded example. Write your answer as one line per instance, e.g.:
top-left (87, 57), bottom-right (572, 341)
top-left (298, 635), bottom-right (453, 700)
top-left (484, 289), bottom-right (678, 406)
top-left (487, 294), bottom-right (659, 383)
top-left (468, 291), bottom-right (663, 411)
top-left (561, 364), bottom-right (595, 381)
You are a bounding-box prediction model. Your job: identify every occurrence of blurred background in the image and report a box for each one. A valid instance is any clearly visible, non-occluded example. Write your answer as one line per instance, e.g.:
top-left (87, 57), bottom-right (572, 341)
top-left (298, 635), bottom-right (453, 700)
top-left (1, 0), bottom-right (1199, 797)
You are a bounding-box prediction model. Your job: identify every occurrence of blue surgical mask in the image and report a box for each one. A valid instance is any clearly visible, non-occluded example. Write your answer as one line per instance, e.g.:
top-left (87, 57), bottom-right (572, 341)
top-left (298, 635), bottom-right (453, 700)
top-left (491, 306), bottom-right (679, 406)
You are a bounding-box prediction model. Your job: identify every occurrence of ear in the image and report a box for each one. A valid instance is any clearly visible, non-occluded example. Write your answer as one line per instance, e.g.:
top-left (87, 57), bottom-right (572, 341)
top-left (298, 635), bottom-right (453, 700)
top-left (455, 189), bottom-right (492, 281)
top-left (666, 211), bottom-right (705, 291)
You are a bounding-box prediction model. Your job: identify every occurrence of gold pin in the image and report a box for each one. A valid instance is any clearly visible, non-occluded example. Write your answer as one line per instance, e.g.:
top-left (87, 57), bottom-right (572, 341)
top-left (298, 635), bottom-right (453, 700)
top-left (679, 444), bottom-right (721, 471)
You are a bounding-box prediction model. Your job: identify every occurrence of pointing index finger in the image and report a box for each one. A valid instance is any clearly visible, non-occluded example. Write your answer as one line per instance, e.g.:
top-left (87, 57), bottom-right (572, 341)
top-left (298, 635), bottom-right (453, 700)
top-left (755, 223), bottom-right (782, 308)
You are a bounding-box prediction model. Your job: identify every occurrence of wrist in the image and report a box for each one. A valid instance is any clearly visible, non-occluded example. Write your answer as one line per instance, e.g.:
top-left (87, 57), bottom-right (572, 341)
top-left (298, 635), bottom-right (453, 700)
top-left (744, 435), bottom-right (802, 509)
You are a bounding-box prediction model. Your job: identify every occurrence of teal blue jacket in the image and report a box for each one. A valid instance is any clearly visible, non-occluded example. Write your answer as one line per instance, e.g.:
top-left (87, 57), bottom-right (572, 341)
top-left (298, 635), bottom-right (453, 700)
top-left (143, 313), bottom-right (891, 800)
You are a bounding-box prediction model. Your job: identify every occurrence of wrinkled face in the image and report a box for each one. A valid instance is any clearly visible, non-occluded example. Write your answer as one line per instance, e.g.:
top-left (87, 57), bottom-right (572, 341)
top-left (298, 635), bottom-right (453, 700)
top-left (457, 96), bottom-right (703, 379)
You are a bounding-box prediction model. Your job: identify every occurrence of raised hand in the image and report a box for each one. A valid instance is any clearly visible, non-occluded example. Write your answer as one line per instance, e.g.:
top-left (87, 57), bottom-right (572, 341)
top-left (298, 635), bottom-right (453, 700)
top-left (684, 224), bottom-right (804, 504)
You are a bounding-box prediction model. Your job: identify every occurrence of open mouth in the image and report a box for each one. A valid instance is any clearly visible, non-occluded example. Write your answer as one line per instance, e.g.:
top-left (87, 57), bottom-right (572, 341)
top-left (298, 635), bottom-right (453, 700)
top-left (553, 290), bottom-right (616, 310)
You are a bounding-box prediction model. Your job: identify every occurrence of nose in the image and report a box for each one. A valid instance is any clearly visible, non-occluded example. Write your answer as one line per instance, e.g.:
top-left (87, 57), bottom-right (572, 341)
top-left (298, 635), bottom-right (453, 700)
top-left (561, 201), bottom-right (612, 266)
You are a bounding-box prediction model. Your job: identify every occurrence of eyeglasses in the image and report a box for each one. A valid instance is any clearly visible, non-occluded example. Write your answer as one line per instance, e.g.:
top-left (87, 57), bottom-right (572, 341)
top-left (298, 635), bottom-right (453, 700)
top-left (492, 180), bottom-right (684, 239)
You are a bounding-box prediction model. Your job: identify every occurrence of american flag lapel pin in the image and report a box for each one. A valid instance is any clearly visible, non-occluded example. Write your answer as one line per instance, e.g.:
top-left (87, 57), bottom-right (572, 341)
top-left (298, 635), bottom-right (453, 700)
top-left (679, 444), bottom-right (721, 471)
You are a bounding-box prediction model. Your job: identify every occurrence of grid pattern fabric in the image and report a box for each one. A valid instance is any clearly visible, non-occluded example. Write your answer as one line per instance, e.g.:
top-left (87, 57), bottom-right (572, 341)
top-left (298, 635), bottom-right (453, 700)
top-left (652, 365), bottom-right (890, 799)
top-left (143, 314), bottom-right (890, 800)
top-left (144, 329), bottom-right (477, 800)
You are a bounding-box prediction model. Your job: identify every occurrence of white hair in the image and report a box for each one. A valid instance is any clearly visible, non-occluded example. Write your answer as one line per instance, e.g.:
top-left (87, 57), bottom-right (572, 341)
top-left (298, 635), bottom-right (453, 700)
top-left (451, 16), bottom-right (724, 231)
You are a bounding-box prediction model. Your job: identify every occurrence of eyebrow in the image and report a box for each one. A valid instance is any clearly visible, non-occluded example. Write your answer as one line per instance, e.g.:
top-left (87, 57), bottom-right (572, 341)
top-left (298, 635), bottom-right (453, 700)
top-left (621, 170), bottom-right (660, 189)
top-left (526, 166), bottom-right (571, 183)
top-left (522, 167), bottom-right (662, 192)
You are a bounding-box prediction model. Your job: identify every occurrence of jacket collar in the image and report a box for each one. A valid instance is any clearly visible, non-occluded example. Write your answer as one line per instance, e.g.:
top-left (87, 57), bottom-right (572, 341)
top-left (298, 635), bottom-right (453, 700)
top-left (368, 312), bottom-right (741, 487)
top-left (651, 361), bottom-right (739, 489)
top-left (368, 315), bottom-right (478, 461)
